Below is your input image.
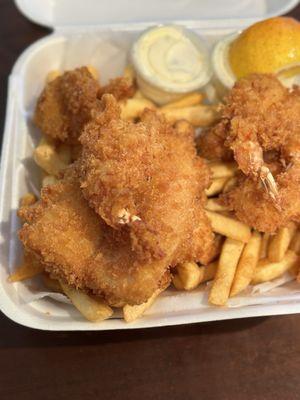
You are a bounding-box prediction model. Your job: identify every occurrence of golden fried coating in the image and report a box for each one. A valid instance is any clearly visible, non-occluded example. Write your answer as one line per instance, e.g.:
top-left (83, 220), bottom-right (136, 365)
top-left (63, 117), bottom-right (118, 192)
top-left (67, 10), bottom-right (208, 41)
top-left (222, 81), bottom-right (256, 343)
top-left (18, 170), bottom-right (171, 306)
top-left (222, 162), bottom-right (300, 233)
top-left (34, 67), bottom-right (101, 144)
top-left (201, 74), bottom-right (300, 171)
top-left (197, 123), bottom-right (232, 161)
top-left (200, 74), bottom-right (300, 232)
top-left (78, 94), bottom-right (214, 265)
top-left (99, 77), bottom-right (136, 101)
top-left (198, 74), bottom-right (300, 167)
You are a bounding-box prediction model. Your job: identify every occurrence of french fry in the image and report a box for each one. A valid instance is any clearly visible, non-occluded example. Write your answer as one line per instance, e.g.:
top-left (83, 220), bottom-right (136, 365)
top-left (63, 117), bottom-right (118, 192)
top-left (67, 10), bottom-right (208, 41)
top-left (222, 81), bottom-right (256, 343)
top-left (123, 288), bottom-right (161, 322)
top-left (42, 273), bottom-right (63, 293)
top-left (60, 281), bottom-right (113, 322)
top-left (230, 231), bottom-right (261, 297)
top-left (34, 137), bottom-right (68, 176)
top-left (172, 274), bottom-right (185, 290)
top-left (205, 177), bottom-right (228, 197)
top-left (209, 162), bottom-right (237, 179)
top-left (120, 98), bottom-right (156, 120)
top-left (42, 175), bottom-right (58, 187)
top-left (123, 64), bottom-right (135, 83)
top-left (206, 211), bottom-right (251, 243)
top-left (252, 250), bottom-right (299, 284)
top-left (259, 232), bottom-right (270, 259)
top-left (132, 90), bottom-right (147, 99)
top-left (198, 262), bottom-right (218, 283)
top-left (209, 238), bottom-right (244, 306)
top-left (161, 104), bottom-right (218, 127)
top-left (173, 261), bottom-right (218, 290)
top-left (160, 92), bottom-right (203, 110)
top-left (268, 223), bottom-right (297, 262)
top-left (46, 70), bottom-right (61, 83)
top-left (290, 230), bottom-right (300, 254)
top-left (205, 198), bottom-right (228, 212)
top-left (87, 65), bottom-right (99, 80)
top-left (20, 193), bottom-right (36, 207)
top-left (222, 176), bottom-right (237, 193)
top-left (175, 262), bottom-right (202, 290)
top-left (9, 253), bottom-right (43, 282)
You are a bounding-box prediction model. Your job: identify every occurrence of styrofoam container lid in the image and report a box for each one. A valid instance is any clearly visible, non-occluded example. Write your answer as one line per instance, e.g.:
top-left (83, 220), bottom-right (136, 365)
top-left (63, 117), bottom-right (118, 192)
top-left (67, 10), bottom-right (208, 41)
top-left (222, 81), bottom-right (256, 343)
top-left (15, 0), bottom-right (300, 29)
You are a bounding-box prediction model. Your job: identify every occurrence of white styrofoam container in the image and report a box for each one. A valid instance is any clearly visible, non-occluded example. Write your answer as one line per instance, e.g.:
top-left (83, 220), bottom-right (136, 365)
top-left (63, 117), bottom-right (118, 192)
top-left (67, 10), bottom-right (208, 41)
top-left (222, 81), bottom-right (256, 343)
top-left (1, 0), bottom-right (300, 331)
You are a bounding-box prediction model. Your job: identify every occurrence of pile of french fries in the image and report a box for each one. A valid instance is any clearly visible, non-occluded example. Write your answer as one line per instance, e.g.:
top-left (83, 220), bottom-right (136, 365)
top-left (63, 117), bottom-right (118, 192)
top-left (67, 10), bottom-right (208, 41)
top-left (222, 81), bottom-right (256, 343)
top-left (174, 161), bottom-right (300, 306)
top-left (11, 65), bottom-right (300, 323)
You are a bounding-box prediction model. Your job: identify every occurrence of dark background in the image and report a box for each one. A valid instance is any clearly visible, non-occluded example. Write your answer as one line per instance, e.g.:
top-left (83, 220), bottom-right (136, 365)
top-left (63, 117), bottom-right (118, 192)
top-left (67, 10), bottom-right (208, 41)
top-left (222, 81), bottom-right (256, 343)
top-left (1, 2), bottom-right (300, 399)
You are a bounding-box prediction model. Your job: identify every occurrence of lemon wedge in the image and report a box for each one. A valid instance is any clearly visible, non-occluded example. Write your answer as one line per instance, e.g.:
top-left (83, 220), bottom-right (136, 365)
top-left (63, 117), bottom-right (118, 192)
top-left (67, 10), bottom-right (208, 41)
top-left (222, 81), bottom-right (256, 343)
top-left (229, 17), bottom-right (300, 79)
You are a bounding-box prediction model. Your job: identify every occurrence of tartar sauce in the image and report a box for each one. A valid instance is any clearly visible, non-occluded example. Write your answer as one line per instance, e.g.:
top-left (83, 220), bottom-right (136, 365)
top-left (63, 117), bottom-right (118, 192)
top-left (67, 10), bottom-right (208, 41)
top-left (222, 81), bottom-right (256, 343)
top-left (131, 25), bottom-right (211, 105)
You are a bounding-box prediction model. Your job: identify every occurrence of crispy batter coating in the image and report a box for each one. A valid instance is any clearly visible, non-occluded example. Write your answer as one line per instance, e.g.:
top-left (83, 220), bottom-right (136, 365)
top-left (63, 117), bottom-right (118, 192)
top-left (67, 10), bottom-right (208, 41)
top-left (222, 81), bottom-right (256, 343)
top-left (18, 170), bottom-right (171, 306)
top-left (78, 94), bottom-right (214, 265)
top-left (99, 77), bottom-right (136, 101)
top-left (34, 67), bottom-right (101, 144)
top-left (197, 123), bottom-right (232, 161)
top-left (198, 74), bottom-right (300, 167)
top-left (222, 161), bottom-right (300, 233)
top-left (201, 74), bottom-right (300, 232)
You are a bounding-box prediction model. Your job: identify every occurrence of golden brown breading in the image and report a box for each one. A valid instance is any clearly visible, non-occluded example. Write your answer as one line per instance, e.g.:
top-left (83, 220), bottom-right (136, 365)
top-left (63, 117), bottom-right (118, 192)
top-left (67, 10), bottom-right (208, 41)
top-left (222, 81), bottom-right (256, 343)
top-left (198, 74), bottom-right (300, 167)
top-left (99, 77), bottom-right (136, 101)
top-left (78, 94), bottom-right (214, 265)
top-left (222, 161), bottom-right (300, 233)
top-left (34, 67), bottom-right (101, 144)
top-left (197, 123), bottom-right (232, 161)
top-left (18, 170), bottom-right (171, 306)
top-left (201, 74), bottom-right (300, 232)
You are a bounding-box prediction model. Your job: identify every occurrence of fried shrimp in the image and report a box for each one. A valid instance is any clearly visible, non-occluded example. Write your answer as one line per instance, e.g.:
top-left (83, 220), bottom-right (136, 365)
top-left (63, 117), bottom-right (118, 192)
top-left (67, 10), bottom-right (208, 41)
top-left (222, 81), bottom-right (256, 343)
top-left (201, 74), bottom-right (300, 207)
top-left (77, 94), bottom-right (214, 266)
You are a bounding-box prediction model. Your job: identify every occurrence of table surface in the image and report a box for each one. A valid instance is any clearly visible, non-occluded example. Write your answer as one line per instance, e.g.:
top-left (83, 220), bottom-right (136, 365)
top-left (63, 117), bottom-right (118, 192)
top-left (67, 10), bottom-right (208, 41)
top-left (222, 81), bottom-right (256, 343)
top-left (1, 2), bottom-right (300, 399)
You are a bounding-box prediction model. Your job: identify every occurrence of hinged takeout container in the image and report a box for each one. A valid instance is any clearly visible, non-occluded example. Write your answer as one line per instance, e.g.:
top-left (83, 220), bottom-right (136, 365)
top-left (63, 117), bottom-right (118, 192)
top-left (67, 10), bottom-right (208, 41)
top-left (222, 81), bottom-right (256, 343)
top-left (1, 0), bottom-right (300, 330)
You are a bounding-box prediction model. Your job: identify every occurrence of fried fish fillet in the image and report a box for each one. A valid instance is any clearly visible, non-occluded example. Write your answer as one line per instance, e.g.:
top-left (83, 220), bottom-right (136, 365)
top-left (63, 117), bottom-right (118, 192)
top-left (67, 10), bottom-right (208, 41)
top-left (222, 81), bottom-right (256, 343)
top-left (18, 171), bottom-right (170, 306)
top-left (78, 94), bottom-right (214, 265)
top-left (34, 67), bottom-right (101, 144)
